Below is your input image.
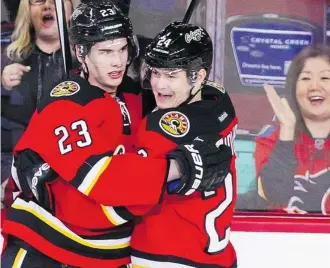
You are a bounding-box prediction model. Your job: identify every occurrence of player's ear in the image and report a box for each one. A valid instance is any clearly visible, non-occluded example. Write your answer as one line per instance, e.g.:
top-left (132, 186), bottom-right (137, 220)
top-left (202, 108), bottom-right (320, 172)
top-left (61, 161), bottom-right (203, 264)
top-left (75, 45), bottom-right (85, 64)
top-left (191, 69), bottom-right (207, 93)
top-left (196, 68), bottom-right (207, 84)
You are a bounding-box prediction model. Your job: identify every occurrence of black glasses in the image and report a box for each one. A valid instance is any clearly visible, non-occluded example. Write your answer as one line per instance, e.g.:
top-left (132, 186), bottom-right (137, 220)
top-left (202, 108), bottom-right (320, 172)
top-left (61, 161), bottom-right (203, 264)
top-left (29, 0), bottom-right (55, 6)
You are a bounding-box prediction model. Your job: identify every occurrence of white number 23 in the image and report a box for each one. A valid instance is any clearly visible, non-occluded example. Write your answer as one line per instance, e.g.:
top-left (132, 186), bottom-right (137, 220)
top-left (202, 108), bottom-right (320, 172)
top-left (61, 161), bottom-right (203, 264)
top-left (54, 120), bottom-right (92, 155)
top-left (100, 8), bottom-right (116, 17)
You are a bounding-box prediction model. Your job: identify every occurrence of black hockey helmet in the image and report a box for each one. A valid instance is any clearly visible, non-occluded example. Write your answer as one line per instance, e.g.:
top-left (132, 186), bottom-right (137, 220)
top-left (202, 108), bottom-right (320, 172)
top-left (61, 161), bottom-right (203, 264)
top-left (142, 21), bottom-right (213, 89)
top-left (69, 1), bottom-right (139, 64)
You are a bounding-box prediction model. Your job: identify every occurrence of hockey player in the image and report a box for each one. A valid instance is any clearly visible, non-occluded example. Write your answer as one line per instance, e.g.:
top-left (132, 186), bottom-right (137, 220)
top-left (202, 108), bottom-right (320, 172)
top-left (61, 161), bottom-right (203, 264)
top-left (130, 22), bottom-right (238, 268)
top-left (1, 3), bottom-right (232, 268)
top-left (2, 3), bottom-right (144, 267)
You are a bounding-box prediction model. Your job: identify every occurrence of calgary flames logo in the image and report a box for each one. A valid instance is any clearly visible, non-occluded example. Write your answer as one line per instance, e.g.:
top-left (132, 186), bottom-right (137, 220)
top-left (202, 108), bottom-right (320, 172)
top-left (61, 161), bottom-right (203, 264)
top-left (159, 111), bottom-right (190, 137)
top-left (50, 81), bottom-right (80, 97)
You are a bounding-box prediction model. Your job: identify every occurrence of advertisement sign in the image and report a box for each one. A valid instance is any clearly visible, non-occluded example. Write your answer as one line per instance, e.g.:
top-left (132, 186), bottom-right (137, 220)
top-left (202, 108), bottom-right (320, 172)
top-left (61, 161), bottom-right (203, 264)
top-left (231, 25), bottom-right (313, 87)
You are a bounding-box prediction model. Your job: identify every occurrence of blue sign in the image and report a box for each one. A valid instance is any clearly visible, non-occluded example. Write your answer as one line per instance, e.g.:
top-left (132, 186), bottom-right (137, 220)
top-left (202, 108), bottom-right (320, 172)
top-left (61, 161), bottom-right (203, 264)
top-left (1, 31), bottom-right (12, 44)
top-left (231, 26), bottom-right (313, 87)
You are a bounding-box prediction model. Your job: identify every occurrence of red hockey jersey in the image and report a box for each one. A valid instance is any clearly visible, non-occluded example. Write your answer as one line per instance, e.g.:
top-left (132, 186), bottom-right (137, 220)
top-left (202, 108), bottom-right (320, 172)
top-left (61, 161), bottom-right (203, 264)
top-left (131, 84), bottom-right (238, 268)
top-left (255, 125), bottom-right (330, 215)
top-left (2, 74), bottom-right (168, 268)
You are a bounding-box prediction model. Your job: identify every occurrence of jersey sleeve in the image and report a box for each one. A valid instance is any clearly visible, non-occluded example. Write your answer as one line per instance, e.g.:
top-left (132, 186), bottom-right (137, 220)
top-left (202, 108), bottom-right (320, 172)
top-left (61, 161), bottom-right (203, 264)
top-left (254, 125), bottom-right (297, 203)
top-left (254, 126), bottom-right (278, 199)
top-left (14, 98), bottom-right (168, 208)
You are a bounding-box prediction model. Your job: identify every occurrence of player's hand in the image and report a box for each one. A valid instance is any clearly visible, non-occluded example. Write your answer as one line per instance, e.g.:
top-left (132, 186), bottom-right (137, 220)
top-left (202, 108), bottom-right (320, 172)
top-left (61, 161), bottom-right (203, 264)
top-left (14, 149), bottom-right (58, 212)
top-left (167, 134), bottom-right (232, 195)
top-left (1, 63), bottom-right (31, 90)
top-left (264, 84), bottom-right (296, 140)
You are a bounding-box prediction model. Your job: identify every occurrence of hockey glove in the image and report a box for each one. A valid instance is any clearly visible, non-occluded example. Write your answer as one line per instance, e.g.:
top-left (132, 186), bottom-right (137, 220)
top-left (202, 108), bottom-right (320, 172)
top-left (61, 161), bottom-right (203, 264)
top-left (167, 134), bottom-right (232, 195)
top-left (14, 149), bottom-right (58, 212)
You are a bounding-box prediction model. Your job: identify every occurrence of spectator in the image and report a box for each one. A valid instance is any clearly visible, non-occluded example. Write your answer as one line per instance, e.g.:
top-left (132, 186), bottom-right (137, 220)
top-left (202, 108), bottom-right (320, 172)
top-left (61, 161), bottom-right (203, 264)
top-left (255, 44), bottom-right (330, 215)
top-left (1, 0), bottom-right (74, 179)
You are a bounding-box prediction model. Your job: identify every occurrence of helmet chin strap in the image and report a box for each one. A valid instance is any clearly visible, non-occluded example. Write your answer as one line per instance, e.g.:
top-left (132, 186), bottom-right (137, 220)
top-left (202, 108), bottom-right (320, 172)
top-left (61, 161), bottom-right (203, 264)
top-left (179, 69), bottom-right (206, 107)
top-left (75, 45), bottom-right (90, 80)
top-left (179, 84), bottom-right (203, 107)
top-left (82, 62), bottom-right (90, 80)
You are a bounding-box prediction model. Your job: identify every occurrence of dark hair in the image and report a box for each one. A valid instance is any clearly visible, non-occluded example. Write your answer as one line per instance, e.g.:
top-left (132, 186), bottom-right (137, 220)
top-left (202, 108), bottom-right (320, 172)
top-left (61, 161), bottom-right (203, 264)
top-left (285, 44), bottom-right (330, 137)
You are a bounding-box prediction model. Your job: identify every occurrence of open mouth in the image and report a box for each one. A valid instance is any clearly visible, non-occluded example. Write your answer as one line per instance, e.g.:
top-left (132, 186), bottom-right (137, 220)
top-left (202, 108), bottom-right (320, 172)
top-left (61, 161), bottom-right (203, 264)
top-left (157, 92), bottom-right (173, 101)
top-left (42, 14), bottom-right (55, 27)
top-left (108, 71), bottom-right (123, 79)
top-left (308, 96), bottom-right (325, 105)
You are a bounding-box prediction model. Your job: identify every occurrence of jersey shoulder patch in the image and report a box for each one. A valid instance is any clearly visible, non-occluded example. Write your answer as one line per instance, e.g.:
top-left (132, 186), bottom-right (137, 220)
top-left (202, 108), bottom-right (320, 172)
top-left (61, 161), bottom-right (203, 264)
top-left (158, 110), bottom-right (190, 138)
top-left (146, 108), bottom-right (193, 144)
top-left (38, 73), bottom-right (105, 113)
top-left (205, 81), bottom-right (225, 93)
top-left (146, 101), bottom-right (235, 144)
top-left (50, 81), bottom-right (80, 97)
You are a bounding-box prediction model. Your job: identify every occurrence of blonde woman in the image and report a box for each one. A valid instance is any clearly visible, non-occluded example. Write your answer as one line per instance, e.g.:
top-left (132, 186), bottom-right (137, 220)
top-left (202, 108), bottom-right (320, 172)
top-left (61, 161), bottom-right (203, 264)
top-left (2, 0), bottom-right (74, 89)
